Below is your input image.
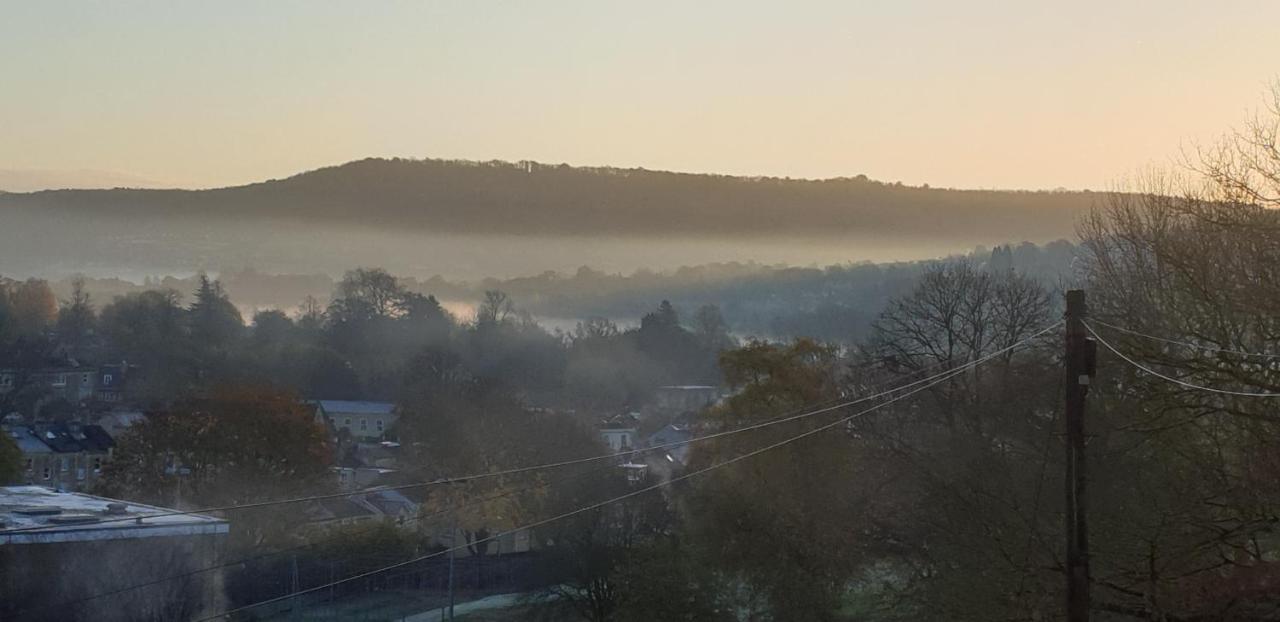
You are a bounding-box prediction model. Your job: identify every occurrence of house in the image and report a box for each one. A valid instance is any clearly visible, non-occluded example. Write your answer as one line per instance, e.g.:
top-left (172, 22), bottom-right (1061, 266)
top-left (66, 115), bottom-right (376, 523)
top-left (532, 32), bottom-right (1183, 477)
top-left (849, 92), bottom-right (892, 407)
top-left (619, 462), bottom-right (649, 484)
top-left (646, 423), bottom-right (694, 465)
top-left (599, 413), bottom-right (639, 453)
top-left (3, 423), bottom-right (115, 491)
top-left (313, 400), bottom-right (397, 441)
top-left (0, 485), bottom-right (228, 622)
top-left (5, 426), bottom-right (53, 485)
top-left (0, 360), bottom-right (136, 412)
top-left (95, 363), bottom-right (133, 403)
top-left (0, 364), bottom-right (97, 406)
top-left (334, 466), bottom-right (398, 491)
top-left (300, 496), bottom-right (384, 532)
top-left (360, 488), bottom-right (419, 522)
top-left (300, 489), bottom-right (421, 538)
top-left (93, 409), bottom-right (146, 439)
top-left (653, 385), bottom-right (719, 414)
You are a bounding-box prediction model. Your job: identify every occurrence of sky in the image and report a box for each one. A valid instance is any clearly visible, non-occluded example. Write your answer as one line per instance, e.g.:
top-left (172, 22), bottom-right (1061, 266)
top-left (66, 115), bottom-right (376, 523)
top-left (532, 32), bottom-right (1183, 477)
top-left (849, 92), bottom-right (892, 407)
top-left (2, 1), bottom-right (1278, 192)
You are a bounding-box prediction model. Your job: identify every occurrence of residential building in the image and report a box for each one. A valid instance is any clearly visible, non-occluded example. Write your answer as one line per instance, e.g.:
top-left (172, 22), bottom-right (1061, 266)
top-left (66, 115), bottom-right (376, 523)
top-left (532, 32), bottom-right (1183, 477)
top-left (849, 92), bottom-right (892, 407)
top-left (599, 413), bottom-right (639, 453)
top-left (0, 360), bottom-right (136, 409)
top-left (0, 485), bottom-right (229, 622)
top-left (93, 409), bottom-right (146, 439)
top-left (95, 363), bottom-right (133, 403)
top-left (646, 423), bottom-right (694, 465)
top-left (653, 385), bottom-right (719, 414)
top-left (334, 466), bottom-right (398, 491)
top-left (0, 365), bottom-right (96, 405)
top-left (3, 423), bottom-right (115, 491)
top-left (313, 400), bottom-right (397, 441)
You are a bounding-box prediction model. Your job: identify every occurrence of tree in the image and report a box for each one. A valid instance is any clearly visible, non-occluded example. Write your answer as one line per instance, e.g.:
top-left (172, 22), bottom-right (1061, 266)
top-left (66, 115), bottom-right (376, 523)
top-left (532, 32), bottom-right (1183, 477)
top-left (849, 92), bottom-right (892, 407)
top-left (2, 278), bottom-right (57, 339)
top-left (98, 289), bottom-right (192, 398)
top-left (566, 318), bottom-right (661, 412)
top-left (98, 385), bottom-right (332, 546)
top-left (476, 289), bottom-right (515, 326)
top-left (573, 317), bottom-right (620, 342)
top-left (634, 300), bottom-right (705, 384)
top-left (327, 268), bottom-right (405, 323)
top-left (188, 274), bottom-right (244, 379)
top-left (684, 339), bottom-right (868, 621)
top-left (690, 303), bottom-right (734, 353)
top-left (0, 431), bottom-right (21, 484)
top-left (250, 309), bottom-right (293, 345)
top-left (55, 276), bottom-right (97, 358)
top-left (528, 471), bottom-right (684, 622)
top-left (1068, 82), bottom-right (1280, 619)
top-left (323, 268), bottom-right (455, 398)
top-left (297, 294), bottom-right (325, 331)
top-left (866, 260), bottom-right (1052, 431)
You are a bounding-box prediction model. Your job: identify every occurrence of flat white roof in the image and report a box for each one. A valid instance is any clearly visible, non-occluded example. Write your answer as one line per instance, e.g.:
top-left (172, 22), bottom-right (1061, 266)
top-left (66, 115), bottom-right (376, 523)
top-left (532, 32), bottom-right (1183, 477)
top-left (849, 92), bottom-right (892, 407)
top-left (0, 486), bottom-right (228, 544)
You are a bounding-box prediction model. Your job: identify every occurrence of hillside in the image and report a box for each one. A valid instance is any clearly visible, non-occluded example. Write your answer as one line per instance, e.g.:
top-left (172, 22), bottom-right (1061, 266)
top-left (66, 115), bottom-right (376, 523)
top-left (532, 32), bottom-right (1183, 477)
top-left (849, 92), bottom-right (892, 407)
top-left (0, 158), bottom-right (1095, 239)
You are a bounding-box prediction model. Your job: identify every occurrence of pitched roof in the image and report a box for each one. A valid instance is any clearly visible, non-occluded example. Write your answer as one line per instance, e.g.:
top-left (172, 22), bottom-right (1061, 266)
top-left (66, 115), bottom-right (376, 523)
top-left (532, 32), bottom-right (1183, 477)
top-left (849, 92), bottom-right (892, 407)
top-left (314, 400), bottom-right (396, 416)
top-left (3, 426), bottom-right (52, 454)
top-left (33, 425), bottom-right (82, 453)
top-left (75, 425), bottom-right (115, 452)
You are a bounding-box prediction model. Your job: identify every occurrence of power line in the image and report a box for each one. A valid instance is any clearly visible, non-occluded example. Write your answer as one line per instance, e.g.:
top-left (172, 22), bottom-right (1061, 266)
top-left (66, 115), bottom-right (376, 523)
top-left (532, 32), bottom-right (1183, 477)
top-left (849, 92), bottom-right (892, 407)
top-left (11, 323), bottom-right (1063, 614)
top-left (1, 326), bottom-right (1059, 536)
top-left (1089, 319), bottom-right (1280, 359)
top-left (198, 327), bottom-right (1057, 620)
top-left (19, 456), bottom-right (621, 619)
top-left (1086, 322), bottom-right (1280, 398)
top-left (196, 355), bottom-right (990, 621)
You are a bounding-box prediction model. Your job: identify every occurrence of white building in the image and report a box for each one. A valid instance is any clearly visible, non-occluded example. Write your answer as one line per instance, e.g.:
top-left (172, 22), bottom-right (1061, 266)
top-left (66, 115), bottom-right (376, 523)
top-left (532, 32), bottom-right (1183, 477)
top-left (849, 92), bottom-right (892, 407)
top-left (314, 400), bottom-right (397, 440)
top-left (653, 385), bottom-right (719, 414)
top-left (0, 486), bottom-right (229, 622)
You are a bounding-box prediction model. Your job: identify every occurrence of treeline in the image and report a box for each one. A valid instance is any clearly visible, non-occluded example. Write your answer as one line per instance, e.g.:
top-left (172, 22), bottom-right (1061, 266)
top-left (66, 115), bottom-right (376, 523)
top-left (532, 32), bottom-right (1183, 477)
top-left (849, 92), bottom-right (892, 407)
top-left (0, 269), bottom-right (733, 414)
top-left (42, 239), bottom-right (1077, 346)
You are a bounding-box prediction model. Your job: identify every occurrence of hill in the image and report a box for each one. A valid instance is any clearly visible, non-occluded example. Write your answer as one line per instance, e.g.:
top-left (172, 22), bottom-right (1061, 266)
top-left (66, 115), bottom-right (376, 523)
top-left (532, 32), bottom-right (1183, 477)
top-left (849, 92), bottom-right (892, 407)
top-left (0, 157), bottom-right (1095, 239)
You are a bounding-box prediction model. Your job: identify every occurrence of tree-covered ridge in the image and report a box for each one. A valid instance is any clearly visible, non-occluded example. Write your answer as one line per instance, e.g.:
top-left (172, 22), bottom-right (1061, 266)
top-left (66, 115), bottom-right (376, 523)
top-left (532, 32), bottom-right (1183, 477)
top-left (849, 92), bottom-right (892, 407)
top-left (0, 157), bottom-right (1094, 240)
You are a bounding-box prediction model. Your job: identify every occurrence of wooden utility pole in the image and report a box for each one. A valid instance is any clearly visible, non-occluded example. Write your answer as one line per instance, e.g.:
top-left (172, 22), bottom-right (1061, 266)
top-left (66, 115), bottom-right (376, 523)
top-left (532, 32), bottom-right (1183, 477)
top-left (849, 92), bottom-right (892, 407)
top-left (1064, 290), bottom-right (1096, 622)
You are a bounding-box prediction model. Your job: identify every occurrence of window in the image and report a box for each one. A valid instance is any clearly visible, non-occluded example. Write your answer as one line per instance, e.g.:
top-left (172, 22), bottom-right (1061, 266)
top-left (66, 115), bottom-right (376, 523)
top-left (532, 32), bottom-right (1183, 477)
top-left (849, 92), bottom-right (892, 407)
top-left (0, 375), bottom-right (12, 388)
top-left (82, 373), bottom-right (91, 384)
top-left (376, 419), bottom-right (384, 432)
top-left (93, 457), bottom-right (102, 473)
top-left (53, 374), bottom-right (67, 387)
top-left (42, 466), bottom-right (50, 480)
top-left (360, 419), bottom-right (368, 431)
top-left (344, 417), bottom-right (351, 426)
top-left (61, 457), bottom-right (70, 472)
top-left (77, 468), bottom-right (86, 481)
top-left (24, 458), bottom-right (33, 472)
top-left (103, 374), bottom-right (113, 385)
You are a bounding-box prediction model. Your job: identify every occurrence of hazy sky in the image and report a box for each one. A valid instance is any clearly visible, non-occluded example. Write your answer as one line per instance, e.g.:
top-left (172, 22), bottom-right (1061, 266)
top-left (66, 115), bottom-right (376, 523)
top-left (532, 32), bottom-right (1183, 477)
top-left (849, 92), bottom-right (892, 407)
top-left (2, 1), bottom-right (1277, 191)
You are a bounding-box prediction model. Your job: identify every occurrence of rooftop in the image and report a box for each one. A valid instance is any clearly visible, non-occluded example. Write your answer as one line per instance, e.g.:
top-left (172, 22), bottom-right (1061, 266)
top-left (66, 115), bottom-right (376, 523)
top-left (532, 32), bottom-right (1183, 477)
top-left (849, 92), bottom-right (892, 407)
top-left (314, 400), bottom-right (396, 415)
top-left (0, 486), bottom-right (228, 544)
top-left (5, 426), bottom-right (53, 454)
top-left (3, 423), bottom-right (116, 454)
